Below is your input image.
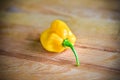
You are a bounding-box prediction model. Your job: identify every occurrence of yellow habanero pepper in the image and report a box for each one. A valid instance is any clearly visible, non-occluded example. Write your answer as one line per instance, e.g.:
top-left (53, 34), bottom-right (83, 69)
top-left (40, 20), bottom-right (80, 66)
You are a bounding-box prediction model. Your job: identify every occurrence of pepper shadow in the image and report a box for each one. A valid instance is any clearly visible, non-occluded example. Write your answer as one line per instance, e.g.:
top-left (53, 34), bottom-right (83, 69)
top-left (25, 32), bottom-right (62, 56)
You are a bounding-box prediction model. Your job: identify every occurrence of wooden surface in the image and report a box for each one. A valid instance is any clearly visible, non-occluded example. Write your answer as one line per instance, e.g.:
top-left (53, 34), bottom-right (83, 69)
top-left (0, 0), bottom-right (120, 80)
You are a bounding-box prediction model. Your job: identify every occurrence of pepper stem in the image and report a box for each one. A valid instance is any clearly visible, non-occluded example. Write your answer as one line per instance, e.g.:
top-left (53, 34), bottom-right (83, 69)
top-left (62, 39), bottom-right (80, 66)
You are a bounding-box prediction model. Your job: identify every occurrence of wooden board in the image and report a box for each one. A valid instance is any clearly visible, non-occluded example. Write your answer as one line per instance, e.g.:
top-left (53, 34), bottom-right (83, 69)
top-left (0, 0), bottom-right (120, 80)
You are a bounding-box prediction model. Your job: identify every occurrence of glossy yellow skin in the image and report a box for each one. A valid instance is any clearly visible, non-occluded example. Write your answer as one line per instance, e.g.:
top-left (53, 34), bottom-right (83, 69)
top-left (40, 20), bottom-right (76, 52)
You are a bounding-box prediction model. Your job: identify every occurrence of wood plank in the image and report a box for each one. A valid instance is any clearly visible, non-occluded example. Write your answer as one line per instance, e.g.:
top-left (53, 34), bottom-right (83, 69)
top-left (0, 55), bottom-right (119, 80)
top-left (0, 17), bottom-right (120, 80)
top-left (0, 0), bottom-right (120, 80)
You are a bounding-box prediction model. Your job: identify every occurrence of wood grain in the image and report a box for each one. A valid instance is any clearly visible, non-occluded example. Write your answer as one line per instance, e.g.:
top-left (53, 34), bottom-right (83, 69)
top-left (0, 0), bottom-right (120, 80)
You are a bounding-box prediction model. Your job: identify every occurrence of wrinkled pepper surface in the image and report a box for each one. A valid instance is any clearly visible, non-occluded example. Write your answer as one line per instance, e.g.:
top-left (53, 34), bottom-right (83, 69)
top-left (40, 20), bottom-right (80, 66)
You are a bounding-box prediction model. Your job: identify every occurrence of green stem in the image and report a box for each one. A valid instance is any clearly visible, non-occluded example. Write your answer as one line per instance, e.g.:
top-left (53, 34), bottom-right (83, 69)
top-left (62, 39), bottom-right (80, 66)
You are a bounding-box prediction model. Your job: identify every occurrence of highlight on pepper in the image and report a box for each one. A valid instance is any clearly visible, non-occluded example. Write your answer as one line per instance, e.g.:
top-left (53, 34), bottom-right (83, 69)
top-left (40, 20), bottom-right (80, 66)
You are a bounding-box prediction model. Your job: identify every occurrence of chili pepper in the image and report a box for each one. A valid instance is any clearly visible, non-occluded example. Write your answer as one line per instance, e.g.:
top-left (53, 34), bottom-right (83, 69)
top-left (40, 20), bottom-right (80, 66)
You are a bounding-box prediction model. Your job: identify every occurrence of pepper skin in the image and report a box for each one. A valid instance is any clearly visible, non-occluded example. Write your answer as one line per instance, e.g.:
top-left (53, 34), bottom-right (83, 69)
top-left (40, 20), bottom-right (80, 66)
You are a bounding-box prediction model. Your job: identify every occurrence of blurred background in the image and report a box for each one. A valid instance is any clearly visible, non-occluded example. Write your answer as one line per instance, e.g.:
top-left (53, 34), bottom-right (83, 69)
top-left (0, 0), bottom-right (120, 80)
